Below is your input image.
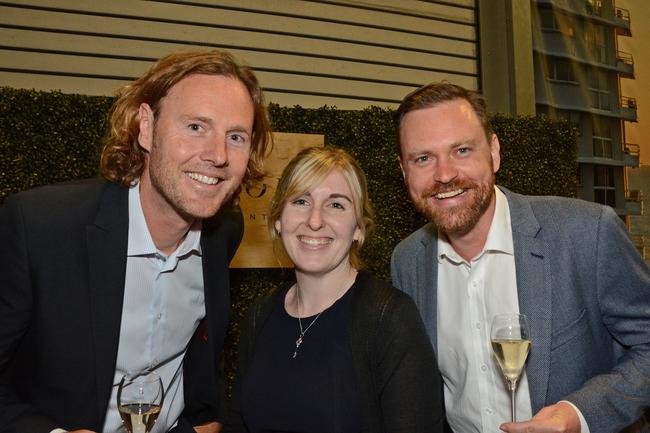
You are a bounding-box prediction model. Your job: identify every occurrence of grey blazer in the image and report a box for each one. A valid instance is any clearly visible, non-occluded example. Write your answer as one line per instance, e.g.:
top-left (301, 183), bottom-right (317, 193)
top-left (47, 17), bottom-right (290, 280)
top-left (391, 186), bottom-right (650, 433)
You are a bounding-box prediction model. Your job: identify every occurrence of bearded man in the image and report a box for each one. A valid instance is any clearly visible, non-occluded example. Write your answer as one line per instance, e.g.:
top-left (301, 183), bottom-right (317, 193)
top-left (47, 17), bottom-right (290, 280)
top-left (391, 82), bottom-right (650, 433)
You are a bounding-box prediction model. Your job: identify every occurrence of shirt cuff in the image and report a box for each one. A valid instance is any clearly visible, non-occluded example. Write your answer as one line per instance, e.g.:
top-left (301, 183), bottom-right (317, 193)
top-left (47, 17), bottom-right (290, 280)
top-left (559, 400), bottom-right (590, 433)
top-left (50, 429), bottom-right (67, 433)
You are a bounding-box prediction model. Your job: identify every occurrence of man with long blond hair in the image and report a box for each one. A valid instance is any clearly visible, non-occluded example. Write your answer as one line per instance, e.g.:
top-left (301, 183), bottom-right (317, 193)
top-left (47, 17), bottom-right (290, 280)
top-left (0, 49), bottom-right (271, 433)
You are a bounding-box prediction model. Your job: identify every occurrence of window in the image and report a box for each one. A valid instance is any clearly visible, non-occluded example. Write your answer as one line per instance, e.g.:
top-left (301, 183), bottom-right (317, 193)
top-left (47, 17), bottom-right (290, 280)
top-left (588, 69), bottom-right (610, 110)
top-left (584, 22), bottom-right (606, 62)
top-left (586, 0), bottom-right (603, 16)
top-left (594, 166), bottom-right (616, 207)
top-left (548, 59), bottom-right (576, 82)
top-left (540, 10), bottom-right (575, 36)
top-left (592, 117), bottom-right (613, 158)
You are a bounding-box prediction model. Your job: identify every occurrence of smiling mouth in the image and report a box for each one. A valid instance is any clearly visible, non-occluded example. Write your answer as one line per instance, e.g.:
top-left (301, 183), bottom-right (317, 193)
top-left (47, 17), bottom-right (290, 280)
top-left (298, 236), bottom-right (332, 246)
top-left (186, 172), bottom-right (222, 185)
top-left (434, 188), bottom-right (465, 200)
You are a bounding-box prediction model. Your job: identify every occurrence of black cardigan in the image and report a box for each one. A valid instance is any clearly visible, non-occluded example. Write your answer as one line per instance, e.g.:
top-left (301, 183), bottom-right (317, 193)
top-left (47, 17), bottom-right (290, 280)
top-left (225, 271), bottom-right (445, 433)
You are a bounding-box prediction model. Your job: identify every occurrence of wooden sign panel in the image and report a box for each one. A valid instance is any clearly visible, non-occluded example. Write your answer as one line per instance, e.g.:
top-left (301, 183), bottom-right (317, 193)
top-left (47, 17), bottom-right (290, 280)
top-left (230, 132), bottom-right (324, 268)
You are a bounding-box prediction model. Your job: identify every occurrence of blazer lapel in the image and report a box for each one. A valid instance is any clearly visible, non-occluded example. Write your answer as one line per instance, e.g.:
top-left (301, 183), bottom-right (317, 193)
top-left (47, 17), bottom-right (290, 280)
top-left (504, 188), bottom-right (553, 413)
top-left (420, 225), bottom-right (439, 351)
top-left (86, 183), bottom-right (129, 423)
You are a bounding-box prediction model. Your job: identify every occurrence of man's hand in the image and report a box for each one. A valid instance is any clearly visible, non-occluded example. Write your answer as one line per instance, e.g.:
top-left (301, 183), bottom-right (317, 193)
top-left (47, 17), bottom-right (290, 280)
top-left (500, 401), bottom-right (581, 433)
top-left (194, 421), bottom-right (221, 433)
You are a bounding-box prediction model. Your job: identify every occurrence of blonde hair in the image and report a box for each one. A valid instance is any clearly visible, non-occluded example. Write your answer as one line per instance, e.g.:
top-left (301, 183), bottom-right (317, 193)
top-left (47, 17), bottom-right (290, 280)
top-left (268, 146), bottom-right (374, 269)
top-left (100, 49), bottom-right (271, 187)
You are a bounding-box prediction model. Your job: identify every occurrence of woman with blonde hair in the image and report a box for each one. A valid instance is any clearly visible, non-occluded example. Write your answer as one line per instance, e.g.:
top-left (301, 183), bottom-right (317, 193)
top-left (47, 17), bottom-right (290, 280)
top-left (226, 146), bottom-right (443, 433)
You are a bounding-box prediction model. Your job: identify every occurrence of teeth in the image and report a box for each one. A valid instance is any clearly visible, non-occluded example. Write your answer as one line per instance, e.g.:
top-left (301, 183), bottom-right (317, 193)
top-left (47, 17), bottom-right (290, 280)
top-left (435, 189), bottom-right (464, 199)
top-left (187, 172), bottom-right (220, 185)
top-left (299, 236), bottom-right (331, 246)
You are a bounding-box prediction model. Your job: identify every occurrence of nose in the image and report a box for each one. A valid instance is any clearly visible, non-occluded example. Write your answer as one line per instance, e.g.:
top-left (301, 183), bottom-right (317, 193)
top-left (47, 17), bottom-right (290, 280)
top-left (434, 156), bottom-right (457, 184)
top-left (201, 135), bottom-right (229, 168)
top-left (307, 206), bottom-right (324, 230)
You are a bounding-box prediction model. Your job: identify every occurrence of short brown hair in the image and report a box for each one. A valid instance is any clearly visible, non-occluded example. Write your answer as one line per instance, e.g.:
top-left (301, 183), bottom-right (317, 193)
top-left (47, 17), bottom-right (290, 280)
top-left (100, 49), bottom-right (271, 187)
top-left (394, 82), bottom-right (493, 156)
top-left (268, 146), bottom-right (374, 270)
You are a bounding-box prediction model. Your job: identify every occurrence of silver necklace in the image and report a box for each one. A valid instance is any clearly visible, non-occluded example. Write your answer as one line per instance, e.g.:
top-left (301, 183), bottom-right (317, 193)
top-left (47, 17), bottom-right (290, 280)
top-left (292, 286), bottom-right (324, 359)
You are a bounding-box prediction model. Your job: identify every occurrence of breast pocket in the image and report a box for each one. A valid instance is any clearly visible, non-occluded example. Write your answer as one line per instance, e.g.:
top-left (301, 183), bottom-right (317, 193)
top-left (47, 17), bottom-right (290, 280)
top-left (550, 308), bottom-right (588, 351)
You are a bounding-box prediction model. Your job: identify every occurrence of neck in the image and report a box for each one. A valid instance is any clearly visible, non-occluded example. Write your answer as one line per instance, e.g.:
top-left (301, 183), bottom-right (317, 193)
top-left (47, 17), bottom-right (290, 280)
top-left (138, 179), bottom-right (195, 256)
top-left (288, 264), bottom-right (358, 317)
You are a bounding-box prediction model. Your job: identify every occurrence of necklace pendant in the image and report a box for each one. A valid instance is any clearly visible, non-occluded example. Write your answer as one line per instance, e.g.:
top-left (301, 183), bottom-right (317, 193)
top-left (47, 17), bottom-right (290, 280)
top-left (292, 335), bottom-right (303, 359)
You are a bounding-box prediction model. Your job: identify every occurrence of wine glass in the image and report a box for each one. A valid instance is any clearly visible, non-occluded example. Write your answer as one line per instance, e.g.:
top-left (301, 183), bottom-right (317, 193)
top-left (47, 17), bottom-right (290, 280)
top-left (117, 370), bottom-right (164, 433)
top-left (490, 314), bottom-right (531, 422)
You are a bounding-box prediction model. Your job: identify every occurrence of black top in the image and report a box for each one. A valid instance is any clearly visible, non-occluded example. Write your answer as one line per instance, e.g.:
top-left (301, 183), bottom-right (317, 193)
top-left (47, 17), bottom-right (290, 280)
top-left (240, 284), bottom-right (361, 433)
top-left (225, 271), bottom-right (444, 433)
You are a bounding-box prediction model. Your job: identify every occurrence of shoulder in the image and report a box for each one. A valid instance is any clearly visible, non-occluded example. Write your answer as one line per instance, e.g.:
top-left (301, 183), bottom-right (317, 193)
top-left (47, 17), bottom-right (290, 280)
top-left (1, 178), bottom-right (119, 223)
top-left (502, 187), bottom-right (617, 235)
top-left (351, 272), bottom-right (419, 321)
top-left (392, 223), bottom-right (436, 257)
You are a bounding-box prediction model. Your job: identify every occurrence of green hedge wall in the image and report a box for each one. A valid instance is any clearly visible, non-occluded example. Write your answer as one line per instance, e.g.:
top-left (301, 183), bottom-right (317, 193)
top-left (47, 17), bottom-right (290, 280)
top-left (0, 87), bottom-right (578, 390)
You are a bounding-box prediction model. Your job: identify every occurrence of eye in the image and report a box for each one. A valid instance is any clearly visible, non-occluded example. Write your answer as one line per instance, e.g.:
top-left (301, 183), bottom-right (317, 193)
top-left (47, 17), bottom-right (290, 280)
top-left (456, 146), bottom-right (471, 156)
top-left (413, 154), bottom-right (431, 165)
top-left (188, 123), bottom-right (203, 132)
top-left (330, 201), bottom-right (345, 210)
top-left (229, 133), bottom-right (246, 142)
top-left (291, 198), bottom-right (308, 206)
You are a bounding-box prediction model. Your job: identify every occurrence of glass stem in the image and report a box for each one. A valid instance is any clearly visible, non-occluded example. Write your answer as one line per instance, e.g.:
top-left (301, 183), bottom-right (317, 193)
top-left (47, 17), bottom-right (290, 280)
top-left (508, 379), bottom-right (518, 422)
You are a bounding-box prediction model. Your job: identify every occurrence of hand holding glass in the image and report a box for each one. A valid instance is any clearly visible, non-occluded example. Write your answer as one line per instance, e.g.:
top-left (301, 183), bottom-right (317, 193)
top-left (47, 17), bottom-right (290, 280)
top-left (117, 371), bottom-right (164, 433)
top-left (490, 314), bottom-right (531, 422)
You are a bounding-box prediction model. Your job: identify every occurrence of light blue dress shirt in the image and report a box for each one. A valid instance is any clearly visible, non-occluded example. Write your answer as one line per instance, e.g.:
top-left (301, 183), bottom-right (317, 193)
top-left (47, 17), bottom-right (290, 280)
top-left (102, 184), bottom-right (205, 433)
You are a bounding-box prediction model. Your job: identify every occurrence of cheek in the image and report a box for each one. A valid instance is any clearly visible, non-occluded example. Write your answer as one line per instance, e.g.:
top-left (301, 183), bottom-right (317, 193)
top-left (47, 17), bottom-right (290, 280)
top-left (228, 149), bottom-right (251, 176)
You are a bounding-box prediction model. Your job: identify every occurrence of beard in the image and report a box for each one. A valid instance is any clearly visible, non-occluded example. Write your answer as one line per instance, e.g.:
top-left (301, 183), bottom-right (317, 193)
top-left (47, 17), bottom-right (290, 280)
top-left (411, 175), bottom-right (495, 236)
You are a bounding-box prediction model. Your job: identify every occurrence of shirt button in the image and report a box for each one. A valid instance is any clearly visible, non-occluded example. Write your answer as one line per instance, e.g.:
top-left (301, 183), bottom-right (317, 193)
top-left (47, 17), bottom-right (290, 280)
top-left (475, 322), bottom-right (482, 329)
top-left (485, 408), bottom-right (493, 414)
top-left (481, 364), bottom-right (488, 372)
top-left (157, 313), bottom-right (162, 321)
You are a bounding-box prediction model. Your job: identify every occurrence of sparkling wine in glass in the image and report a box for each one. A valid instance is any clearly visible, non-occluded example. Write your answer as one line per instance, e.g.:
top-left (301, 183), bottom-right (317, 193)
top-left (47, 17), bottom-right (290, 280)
top-left (117, 370), bottom-right (164, 433)
top-left (490, 314), bottom-right (531, 422)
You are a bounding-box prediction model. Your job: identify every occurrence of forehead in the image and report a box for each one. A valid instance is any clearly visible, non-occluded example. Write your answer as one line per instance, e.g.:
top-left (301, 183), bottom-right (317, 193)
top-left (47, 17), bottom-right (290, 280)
top-left (400, 99), bottom-right (483, 147)
top-left (159, 73), bottom-right (253, 115)
top-left (294, 168), bottom-right (354, 198)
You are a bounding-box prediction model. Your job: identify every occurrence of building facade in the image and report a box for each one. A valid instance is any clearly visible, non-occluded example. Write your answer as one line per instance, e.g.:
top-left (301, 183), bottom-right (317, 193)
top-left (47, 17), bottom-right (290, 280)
top-left (531, 0), bottom-right (643, 223)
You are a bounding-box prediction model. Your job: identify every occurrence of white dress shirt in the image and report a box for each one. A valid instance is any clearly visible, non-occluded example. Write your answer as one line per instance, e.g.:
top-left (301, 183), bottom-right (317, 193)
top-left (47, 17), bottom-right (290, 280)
top-left (437, 187), bottom-right (533, 432)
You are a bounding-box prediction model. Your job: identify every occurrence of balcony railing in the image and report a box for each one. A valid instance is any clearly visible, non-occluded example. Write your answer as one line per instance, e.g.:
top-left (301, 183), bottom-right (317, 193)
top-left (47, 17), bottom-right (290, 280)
top-left (626, 189), bottom-right (644, 202)
top-left (616, 50), bottom-right (635, 77)
top-left (621, 96), bottom-right (637, 109)
top-left (617, 50), bottom-right (633, 65)
top-left (615, 7), bottom-right (630, 23)
top-left (614, 7), bottom-right (631, 36)
top-left (624, 143), bottom-right (640, 156)
top-left (625, 189), bottom-right (644, 216)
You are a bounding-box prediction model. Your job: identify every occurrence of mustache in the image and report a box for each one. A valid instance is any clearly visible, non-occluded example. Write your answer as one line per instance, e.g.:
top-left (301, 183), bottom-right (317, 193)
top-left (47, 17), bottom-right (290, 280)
top-left (421, 181), bottom-right (476, 199)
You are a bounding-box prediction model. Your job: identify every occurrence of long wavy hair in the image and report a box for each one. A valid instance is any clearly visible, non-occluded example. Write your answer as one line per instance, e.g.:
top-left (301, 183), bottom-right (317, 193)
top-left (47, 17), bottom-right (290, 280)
top-left (100, 49), bottom-right (271, 187)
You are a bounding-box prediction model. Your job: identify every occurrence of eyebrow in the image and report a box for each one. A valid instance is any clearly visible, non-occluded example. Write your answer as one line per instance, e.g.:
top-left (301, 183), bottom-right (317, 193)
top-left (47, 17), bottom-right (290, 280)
top-left (329, 193), bottom-right (353, 202)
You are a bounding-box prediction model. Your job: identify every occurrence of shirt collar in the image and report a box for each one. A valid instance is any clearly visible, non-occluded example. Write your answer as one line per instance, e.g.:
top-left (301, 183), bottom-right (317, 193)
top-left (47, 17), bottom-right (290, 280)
top-left (437, 186), bottom-right (513, 263)
top-left (127, 183), bottom-right (202, 258)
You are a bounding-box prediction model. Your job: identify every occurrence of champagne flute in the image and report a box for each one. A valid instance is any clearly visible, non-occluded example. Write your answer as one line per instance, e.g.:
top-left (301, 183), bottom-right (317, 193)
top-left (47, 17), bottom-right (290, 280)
top-left (490, 314), bottom-right (531, 422)
top-left (117, 370), bottom-right (164, 433)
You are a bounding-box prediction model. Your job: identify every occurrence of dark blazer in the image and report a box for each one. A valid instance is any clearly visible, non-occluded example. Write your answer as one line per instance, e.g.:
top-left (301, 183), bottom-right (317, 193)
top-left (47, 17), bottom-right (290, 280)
top-left (226, 271), bottom-right (444, 433)
top-left (0, 179), bottom-right (243, 433)
top-left (391, 187), bottom-right (650, 433)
